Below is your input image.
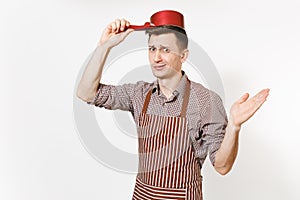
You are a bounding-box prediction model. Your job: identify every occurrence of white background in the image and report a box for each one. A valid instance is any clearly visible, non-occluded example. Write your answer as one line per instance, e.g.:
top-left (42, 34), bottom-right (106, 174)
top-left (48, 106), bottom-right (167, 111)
top-left (1, 0), bottom-right (300, 199)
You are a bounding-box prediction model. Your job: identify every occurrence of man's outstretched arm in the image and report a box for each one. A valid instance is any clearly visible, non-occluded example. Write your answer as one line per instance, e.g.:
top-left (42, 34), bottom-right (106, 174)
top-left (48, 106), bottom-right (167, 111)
top-left (214, 88), bottom-right (270, 175)
top-left (76, 19), bottom-right (133, 102)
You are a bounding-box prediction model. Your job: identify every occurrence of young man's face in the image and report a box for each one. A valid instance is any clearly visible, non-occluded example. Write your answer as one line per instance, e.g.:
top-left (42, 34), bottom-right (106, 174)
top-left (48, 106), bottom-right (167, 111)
top-left (148, 33), bottom-right (185, 80)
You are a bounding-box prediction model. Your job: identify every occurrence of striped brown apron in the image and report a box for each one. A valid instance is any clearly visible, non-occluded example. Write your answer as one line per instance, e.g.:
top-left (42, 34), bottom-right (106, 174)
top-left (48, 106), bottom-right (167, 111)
top-left (132, 80), bottom-right (203, 200)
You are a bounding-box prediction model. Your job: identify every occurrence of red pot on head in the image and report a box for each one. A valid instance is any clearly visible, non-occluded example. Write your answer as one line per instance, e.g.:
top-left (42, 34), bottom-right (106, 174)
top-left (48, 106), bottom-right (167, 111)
top-left (129, 10), bottom-right (185, 30)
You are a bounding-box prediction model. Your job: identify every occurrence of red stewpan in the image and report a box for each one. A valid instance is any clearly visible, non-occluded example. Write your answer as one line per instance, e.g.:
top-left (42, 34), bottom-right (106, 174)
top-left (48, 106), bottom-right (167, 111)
top-left (128, 10), bottom-right (184, 30)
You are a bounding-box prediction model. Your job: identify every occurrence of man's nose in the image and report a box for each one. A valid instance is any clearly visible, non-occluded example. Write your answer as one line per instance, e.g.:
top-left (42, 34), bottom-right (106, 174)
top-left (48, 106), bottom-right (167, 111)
top-left (154, 50), bottom-right (162, 62)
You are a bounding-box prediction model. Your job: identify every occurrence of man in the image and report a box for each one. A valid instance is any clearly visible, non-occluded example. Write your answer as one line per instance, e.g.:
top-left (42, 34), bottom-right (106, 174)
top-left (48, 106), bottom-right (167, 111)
top-left (77, 10), bottom-right (269, 200)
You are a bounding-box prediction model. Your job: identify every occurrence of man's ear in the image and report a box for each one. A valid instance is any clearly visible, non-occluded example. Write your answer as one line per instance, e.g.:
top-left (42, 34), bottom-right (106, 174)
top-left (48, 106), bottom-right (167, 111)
top-left (180, 49), bottom-right (189, 63)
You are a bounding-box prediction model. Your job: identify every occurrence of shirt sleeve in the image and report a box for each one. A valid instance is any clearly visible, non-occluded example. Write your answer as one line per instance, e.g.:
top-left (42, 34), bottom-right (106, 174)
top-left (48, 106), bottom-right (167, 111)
top-left (87, 83), bottom-right (137, 112)
top-left (195, 91), bottom-right (228, 166)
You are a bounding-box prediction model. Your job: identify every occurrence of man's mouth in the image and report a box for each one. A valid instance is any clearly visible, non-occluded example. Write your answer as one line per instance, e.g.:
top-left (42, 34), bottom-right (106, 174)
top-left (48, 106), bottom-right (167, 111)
top-left (152, 64), bottom-right (166, 71)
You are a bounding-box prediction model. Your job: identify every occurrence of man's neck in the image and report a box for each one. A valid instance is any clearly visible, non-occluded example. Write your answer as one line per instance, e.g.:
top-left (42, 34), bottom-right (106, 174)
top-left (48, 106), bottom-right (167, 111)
top-left (157, 72), bottom-right (183, 99)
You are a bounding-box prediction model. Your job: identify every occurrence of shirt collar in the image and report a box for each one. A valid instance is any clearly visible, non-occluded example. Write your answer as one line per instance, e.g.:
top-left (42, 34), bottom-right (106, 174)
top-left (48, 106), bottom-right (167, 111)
top-left (152, 71), bottom-right (188, 98)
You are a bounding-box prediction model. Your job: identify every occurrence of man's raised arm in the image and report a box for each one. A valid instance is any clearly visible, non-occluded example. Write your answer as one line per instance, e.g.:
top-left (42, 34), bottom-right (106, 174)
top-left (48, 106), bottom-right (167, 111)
top-left (76, 19), bottom-right (133, 102)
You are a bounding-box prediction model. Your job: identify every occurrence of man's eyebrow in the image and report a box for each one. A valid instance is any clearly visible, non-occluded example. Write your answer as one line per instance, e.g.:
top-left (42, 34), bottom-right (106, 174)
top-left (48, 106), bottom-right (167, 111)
top-left (148, 45), bottom-right (171, 48)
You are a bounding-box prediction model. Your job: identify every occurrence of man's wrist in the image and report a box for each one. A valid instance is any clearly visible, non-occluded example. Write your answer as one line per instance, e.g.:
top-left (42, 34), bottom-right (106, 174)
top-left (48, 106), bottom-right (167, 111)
top-left (227, 119), bottom-right (241, 133)
top-left (94, 42), bottom-right (113, 56)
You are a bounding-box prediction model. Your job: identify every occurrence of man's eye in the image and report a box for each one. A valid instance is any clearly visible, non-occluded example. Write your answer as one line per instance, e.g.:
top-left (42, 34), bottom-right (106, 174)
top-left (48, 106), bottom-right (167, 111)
top-left (163, 48), bottom-right (170, 53)
top-left (149, 47), bottom-right (156, 51)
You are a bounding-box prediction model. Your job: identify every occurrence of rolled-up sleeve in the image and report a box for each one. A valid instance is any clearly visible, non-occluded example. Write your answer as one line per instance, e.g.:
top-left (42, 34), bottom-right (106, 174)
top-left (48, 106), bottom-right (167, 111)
top-left (87, 83), bottom-right (136, 112)
top-left (195, 91), bottom-right (228, 166)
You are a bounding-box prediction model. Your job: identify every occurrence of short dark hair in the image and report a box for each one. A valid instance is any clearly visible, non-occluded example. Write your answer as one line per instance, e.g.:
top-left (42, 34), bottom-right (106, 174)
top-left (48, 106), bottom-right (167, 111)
top-left (145, 25), bottom-right (188, 50)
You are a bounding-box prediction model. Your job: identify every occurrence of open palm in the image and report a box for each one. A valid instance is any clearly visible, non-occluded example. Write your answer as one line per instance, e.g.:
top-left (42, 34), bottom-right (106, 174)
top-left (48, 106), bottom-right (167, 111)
top-left (230, 89), bottom-right (270, 127)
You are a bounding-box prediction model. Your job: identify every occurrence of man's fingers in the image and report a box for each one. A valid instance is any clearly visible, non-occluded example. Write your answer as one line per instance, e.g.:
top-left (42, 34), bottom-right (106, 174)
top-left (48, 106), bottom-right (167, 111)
top-left (109, 19), bottom-right (131, 33)
top-left (244, 88), bottom-right (269, 114)
top-left (254, 88), bottom-right (270, 103)
top-left (115, 19), bottom-right (121, 32)
top-left (110, 22), bottom-right (117, 33)
top-left (238, 88), bottom-right (270, 105)
top-left (237, 93), bottom-right (249, 104)
top-left (120, 18), bottom-right (126, 31)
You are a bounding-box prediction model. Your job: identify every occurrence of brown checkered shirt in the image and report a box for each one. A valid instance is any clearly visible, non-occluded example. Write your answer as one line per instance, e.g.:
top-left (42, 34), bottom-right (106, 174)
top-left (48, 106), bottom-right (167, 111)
top-left (88, 71), bottom-right (228, 167)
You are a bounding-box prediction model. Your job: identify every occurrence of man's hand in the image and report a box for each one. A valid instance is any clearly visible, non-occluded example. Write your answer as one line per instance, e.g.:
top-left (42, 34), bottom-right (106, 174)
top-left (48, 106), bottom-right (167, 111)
top-left (229, 88), bottom-right (270, 128)
top-left (99, 18), bottom-right (134, 48)
top-left (214, 88), bottom-right (270, 175)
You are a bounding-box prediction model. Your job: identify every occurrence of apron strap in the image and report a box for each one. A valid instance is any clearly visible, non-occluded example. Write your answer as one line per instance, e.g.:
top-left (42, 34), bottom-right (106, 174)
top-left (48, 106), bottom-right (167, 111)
top-left (141, 88), bottom-right (152, 114)
top-left (179, 79), bottom-right (190, 118)
top-left (141, 79), bottom-right (191, 116)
